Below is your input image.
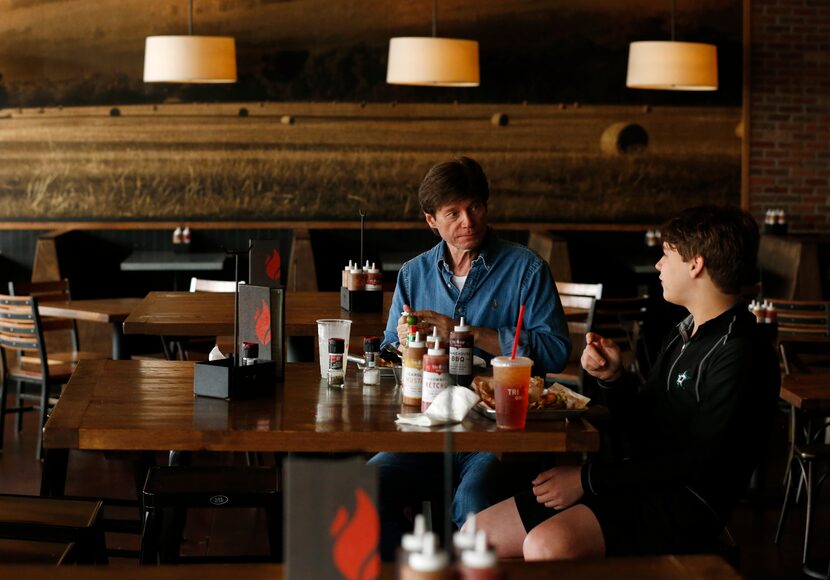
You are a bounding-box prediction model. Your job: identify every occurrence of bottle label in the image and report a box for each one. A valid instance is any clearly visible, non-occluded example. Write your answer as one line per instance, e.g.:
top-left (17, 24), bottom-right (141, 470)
top-left (449, 347), bottom-right (473, 375)
top-left (364, 352), bottom-right (376, 368)
top-left (402, 367), bottom-right (423, 398)
top-left (422, 371), bottom-right (449, 403)
top-left (328, 354), bottom-right (343, 371)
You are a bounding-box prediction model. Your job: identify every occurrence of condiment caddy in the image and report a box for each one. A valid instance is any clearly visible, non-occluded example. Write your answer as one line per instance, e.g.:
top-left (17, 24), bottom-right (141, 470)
top-left (341, 259), bottom-right (384, 312)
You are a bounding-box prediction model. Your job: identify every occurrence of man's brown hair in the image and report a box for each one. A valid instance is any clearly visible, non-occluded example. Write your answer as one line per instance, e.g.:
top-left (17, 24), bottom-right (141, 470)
top-left (418, 156), bottom-right (489, 216)
top-left (660, 205), bottom-right (760, 295)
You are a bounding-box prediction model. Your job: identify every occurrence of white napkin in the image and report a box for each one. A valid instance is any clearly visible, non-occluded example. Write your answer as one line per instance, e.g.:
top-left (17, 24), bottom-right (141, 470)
top-left (208, 345), bottom-right (226, 361)
top-left (396, 387), bottom-right (480, 427)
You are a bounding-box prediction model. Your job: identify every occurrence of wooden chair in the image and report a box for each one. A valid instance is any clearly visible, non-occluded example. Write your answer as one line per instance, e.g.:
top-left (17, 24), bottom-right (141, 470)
top-left (766, 298), bottom-right (830, 375)
top-left (592, 295), bottom-right (651, 379)
top-left (547, 283), bottom-right (603, 394)
top-left (0, 538), bottom-right (75, 565)
top-left (0, 293), bottom-right (73, 459)
top-left (8, 279), bottom-right (108, 367)
top-left (0, 494), bottom-right (107, 564)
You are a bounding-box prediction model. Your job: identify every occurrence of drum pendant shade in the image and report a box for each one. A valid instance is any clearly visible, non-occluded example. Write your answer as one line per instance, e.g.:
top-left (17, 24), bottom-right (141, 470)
top-left (386, 37), bottom-right (479, 87)
top-left (144, 35), bottom-right (237, 83)
top-left (626, 40), bottom-right (718, 91)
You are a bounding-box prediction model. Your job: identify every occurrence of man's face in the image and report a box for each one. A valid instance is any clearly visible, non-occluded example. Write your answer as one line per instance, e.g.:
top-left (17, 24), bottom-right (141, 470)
top-left (424, 198), bottom-right (488, 252)
top-left (655, 242), bottom-right (693, 305)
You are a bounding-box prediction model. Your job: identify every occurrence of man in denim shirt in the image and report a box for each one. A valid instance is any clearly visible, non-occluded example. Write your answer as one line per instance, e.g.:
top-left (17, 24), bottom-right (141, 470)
top-left (371, 157), bottom-right (571, 559)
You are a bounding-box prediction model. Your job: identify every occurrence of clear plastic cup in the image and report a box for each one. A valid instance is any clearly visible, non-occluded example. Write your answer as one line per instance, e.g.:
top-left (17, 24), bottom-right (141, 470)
top-left (491, 356), bottom-right (533, 430)
top-left (316, 319), bottom-right (352, 378)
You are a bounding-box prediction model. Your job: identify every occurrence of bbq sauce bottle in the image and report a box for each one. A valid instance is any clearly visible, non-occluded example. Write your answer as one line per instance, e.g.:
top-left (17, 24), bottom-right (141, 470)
top-left (402, 332), bottom-right (426, 407)
top-left (449, 317), bottom-right (474, 387)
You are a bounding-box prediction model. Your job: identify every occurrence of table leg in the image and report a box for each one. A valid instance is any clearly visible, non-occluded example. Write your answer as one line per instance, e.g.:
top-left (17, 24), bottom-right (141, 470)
top-left (40, 448), bottom-right (69, 497)
top-left (112, 322), bottom-right (129, 360)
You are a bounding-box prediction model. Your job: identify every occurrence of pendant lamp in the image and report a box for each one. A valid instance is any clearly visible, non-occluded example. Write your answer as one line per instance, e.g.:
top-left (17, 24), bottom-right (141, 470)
top-left (386, 0), bottom-right (479, 87)
top-left (626, 0), bottom-right (717, 91)
top-left (144, 0), bottom-right (237, 83)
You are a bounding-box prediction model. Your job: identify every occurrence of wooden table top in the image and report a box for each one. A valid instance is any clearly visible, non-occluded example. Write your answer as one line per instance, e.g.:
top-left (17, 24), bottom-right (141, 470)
top-left (0, 555), bottom-right (740, 579)
top-left (122, 291), bottom-right (393, 338)
top-left (38, 298), bottom-right (143, 324)
top-left (780, 373), bottom-right (830, 412)
top-left (42, 360), bottom-right (599, 454)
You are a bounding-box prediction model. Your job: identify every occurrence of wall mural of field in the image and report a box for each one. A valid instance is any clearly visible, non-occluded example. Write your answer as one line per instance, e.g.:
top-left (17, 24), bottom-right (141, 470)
top-left (0, 0), bottom-right (742, 223)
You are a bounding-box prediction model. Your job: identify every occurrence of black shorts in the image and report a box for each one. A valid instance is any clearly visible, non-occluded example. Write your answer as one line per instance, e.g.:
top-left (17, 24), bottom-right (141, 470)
top-left (513, 485), bottom-right (723, 556)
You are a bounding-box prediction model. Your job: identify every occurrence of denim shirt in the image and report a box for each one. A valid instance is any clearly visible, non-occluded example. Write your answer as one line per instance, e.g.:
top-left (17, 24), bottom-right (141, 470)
top-left (382, 234), bottom-right (571, 374)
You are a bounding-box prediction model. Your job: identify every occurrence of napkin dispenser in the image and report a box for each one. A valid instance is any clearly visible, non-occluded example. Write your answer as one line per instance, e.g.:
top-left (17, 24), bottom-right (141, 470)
top-left (194, 356), bottom-right (277, 400)
top-left (340, 287), bottom-right (383, 313)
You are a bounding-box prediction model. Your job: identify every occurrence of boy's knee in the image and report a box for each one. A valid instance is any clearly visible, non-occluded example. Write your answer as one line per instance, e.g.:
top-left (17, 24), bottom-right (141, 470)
top-left (522, 525), bottom-right (573, 561)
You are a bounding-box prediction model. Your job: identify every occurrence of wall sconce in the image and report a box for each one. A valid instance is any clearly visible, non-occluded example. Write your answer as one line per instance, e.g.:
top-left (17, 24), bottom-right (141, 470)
top-left (144, 0), bottom-right (237, 84)
top-left (386, 0), bottom-right (479, 87)
top-left (626, 0), bottom-right (717, 91)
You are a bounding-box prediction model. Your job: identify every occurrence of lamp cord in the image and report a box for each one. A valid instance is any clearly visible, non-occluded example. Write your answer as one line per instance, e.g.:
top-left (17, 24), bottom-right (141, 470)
top-left (670, 0), bottom-right (676, 41)
top-left (188, 0), bottom-right (194, 35)
top-left (432, 0), bottom-right (437, 37)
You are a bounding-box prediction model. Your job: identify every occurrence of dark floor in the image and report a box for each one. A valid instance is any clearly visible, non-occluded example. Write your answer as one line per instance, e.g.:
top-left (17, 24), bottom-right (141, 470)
top-left (0, 401), bottom-right (827, 577)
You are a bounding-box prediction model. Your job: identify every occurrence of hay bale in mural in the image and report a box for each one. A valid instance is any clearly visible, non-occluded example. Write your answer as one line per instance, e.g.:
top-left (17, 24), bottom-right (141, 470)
top-left (238, 107), bottom-right (249, 117)
top-left (600, 122), bottom-right (648, 155)
top-left (109, 107), bottom-right (121, 117)
top-left (490, 112), bottom-right (509, 126)
top-left (280, 115), bottom-right (295, 125)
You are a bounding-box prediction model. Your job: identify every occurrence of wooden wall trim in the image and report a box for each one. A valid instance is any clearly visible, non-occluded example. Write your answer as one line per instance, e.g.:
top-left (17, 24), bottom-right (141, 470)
top-left (0, 221), bottom-right (656, 232)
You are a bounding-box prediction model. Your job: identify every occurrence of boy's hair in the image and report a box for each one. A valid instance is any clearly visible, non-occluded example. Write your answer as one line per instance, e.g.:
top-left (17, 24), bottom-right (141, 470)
top-left (660, 205), bottom-right (760, 295)
top-left (418, 156), bottom-right (489, 216)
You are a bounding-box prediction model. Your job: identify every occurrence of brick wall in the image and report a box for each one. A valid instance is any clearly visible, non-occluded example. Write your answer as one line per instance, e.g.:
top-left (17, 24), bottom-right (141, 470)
top-left (750, 0), bottom-right (830, 231)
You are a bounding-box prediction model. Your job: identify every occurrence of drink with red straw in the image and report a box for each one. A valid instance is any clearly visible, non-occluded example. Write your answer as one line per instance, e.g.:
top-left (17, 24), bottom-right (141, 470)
top-left (493, 305), bottom-right (531, 430)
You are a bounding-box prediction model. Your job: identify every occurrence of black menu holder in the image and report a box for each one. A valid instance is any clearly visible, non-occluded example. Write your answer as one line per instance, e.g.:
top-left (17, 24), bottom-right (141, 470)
top-left (194, 249), bottom-right (281, 399)
top-left (238, 284), bottom-right (285, 380)
top-left (249, 239), bottom-right (283, 287)
top-left (285, 456), bottom-right (380, 580)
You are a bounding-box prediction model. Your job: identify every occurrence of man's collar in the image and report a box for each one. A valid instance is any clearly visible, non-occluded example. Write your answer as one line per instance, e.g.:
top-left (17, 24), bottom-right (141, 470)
top-left (435, 228), bottom-right (496, 272)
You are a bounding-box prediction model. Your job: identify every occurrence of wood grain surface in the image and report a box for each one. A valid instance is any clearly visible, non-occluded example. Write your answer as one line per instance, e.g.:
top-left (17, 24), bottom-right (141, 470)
top-left (43, 360), bottom-right (599, 454)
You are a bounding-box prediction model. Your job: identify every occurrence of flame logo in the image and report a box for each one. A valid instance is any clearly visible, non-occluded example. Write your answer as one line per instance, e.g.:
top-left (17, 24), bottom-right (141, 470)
top-left (265, 249), bottom-right (281, 281)
top-left (329, 488), bottom-right (380, 580)
top-left (254, 299), bottom-right (271, 345)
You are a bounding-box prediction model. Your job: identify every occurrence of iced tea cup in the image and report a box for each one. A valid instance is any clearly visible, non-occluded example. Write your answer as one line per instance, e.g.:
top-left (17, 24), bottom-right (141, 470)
top-left (491, 356), bottom-right (533, 430)
top-left (316, 319), bottom-right (352, 378)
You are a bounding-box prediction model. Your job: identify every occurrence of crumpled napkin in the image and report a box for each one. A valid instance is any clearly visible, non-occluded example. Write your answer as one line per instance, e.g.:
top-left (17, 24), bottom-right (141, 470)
top-left (396, 387), bottom-right (480, 427)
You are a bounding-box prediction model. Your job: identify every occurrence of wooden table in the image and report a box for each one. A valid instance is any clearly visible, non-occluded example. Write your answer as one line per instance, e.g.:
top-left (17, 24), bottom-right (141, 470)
top-left (0, 555), bottom-right (740, 579)
top-left (780, 373), bottom-right (830, 413)
top-left (41, 360), bottom-right (599, 496)
top-left (122, 291), bottom-right (393, 339)
top-left (38, 298), bottom-right (143, 360)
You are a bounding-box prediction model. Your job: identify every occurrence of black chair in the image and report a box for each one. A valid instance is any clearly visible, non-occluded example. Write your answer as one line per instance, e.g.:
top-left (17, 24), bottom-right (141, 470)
top-left (140, 465), bottom-right (282, 564)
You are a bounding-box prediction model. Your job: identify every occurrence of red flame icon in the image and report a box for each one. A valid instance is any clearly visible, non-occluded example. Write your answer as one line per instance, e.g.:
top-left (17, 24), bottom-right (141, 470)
top-left (254, 299), bottom-right (271, 345)
top-left (265, 249), bottom-right (281, 281)
top-left (329, 488), bottom-right (380, 580)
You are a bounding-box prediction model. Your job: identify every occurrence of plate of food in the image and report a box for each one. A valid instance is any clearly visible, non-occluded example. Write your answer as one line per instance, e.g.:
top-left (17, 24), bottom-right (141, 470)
top-left (471, 376), bottom-right (590, 421)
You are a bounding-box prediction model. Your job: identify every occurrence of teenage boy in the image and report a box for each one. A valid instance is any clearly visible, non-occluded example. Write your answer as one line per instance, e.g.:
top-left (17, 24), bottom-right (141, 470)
top-left (473, 205), bottom-right (780, 560)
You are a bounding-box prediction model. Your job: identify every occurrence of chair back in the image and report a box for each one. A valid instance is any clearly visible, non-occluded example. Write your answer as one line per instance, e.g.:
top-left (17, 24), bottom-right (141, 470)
top-left (8, 279), bottom-right (78, 352)
top-left (0, 294), bottom-right (48, 379)
top-left (767, 298), bottom-right (830, 337)
top-left (593, 295), bottom-right (651, 377)
top-left (189, 278), bottom-right (239, 293)
top-left (764, 298), bottom-right (830, 374)
top-left (556, 281), bottom-right (603, 300)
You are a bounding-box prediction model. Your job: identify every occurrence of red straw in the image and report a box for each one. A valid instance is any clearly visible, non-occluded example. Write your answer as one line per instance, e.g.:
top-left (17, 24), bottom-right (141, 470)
top-left (510, 304), bottom-right (526, 359)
